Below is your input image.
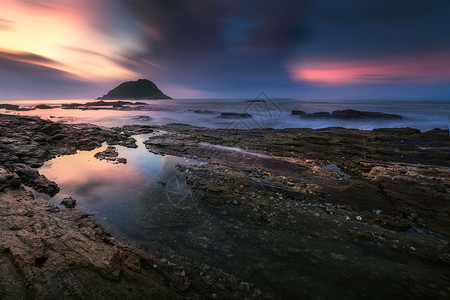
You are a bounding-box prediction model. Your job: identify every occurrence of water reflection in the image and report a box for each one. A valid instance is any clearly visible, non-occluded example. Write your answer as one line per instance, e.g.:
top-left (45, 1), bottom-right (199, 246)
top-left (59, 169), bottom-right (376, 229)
top-left (31, 132), bottom-right (450, 299)
top-left (36, 135), bottom-right (199, 240)
top-left (1, 98), bottom-right (449, 130)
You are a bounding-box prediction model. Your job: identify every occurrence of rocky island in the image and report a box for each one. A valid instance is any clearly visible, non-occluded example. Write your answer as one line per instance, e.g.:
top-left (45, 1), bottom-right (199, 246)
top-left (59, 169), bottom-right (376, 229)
top-left (97, 79), bottom-right (171, 100)
top-left (292, 109), bottom-right (403, 120)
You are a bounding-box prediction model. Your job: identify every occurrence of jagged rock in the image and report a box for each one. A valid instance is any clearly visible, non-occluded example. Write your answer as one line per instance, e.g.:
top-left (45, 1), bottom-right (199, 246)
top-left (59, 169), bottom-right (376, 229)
top-left (94, 146), bottom-right (127, 164)
top-left (132, 115), bottom-right (152, 121)
top-left (61, 197), bottom-right (76, 208)
top-left (97, 79), bottom-right (171, 100)
top-left (298, 109), bottom-right (402, 120)
top-left (331, 109), bottom-right (402, 119)
top-left (291, 110), bottom-right (306, 115)
top-left (34, 104), bottom-right (53, 109)
top-left (301, 112), bottom-right (331, 118)
top-left (0, 104), bottom-right (20, 110)
top-left (0, 166), bottom-right (21, 191)
top-left (193, 110), bottom-right (217, 114)
top-left (0, 114), bottom-right (268, 299)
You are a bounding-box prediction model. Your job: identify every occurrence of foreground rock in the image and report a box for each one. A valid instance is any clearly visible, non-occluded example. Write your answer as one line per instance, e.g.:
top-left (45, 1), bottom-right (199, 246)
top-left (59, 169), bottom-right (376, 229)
top-left (0, 114), bottom-right (269, 299)
top-left (293, 109), bottom-right (402, 120)
top-left (0, 114), bottom-right (148, 192)
top-left (60, 196), bottom-right (76, 208)
top-left (145, 125), bottom-right (449, 236)
top-left (0, 181), bottom-right (259, 299)
top-left (143, 124), bottom-right (450, 298)
top-left (97, 79), bottom-right (171, 100)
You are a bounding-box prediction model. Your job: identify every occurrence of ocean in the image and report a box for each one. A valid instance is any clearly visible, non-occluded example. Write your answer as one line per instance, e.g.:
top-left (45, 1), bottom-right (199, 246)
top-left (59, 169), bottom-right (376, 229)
top-left (1, 98), bottom-right (449, 131)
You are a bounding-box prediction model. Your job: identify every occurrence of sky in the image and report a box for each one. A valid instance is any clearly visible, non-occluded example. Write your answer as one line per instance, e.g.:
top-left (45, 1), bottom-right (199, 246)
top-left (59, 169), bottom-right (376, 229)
top-left (0, 0), bottom-right (449, 100)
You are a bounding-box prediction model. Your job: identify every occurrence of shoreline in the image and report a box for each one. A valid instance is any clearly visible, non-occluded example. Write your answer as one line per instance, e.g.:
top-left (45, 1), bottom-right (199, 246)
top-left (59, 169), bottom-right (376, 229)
top-left (1, 113), bottom-right (449, 298)
top-left (0, 114), bottom-right (267, 299)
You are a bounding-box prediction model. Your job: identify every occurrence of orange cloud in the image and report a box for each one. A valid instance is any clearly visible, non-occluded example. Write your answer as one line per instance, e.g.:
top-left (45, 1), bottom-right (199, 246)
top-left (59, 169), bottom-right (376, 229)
top-left (287, 52), bottom-right (450, 84)
top-left (0, 0), bottom-right (141, 81)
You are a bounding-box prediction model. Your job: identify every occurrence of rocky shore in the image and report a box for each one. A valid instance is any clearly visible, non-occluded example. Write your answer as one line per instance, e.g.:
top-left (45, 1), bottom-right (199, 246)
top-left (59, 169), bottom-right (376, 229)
top-left (1, 113), bottom-right (449, 299)
top-left (143, 123), bottom-right (450, 298)
top-left (0, 114), bottom-right (266, 299)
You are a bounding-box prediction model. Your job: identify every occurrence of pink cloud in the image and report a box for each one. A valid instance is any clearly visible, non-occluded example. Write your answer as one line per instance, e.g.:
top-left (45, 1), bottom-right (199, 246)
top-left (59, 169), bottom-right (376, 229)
top-left (287, 52), bottom-right (450, 84)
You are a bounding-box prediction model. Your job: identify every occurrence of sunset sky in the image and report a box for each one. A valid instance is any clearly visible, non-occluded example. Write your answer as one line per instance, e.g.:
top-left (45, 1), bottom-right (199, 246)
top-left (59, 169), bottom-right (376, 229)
top-left (1, 0), bottom-right (449, 99)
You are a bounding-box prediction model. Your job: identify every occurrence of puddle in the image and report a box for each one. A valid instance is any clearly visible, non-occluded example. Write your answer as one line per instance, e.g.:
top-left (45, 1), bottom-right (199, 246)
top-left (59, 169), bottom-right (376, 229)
top-left (322, 164), bottom-right (350, 180)
top-left (28, 135), bottom-right (449, 299)
top-left (199, 142), bottom-right (271, 158)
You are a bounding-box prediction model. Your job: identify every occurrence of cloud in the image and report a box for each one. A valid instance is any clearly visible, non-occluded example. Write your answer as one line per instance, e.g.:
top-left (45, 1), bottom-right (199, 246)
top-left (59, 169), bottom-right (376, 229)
top-left (0, 49), bottom-right (61, 66)
top-left (0, 18), bottom-right (14, 31)
top-left (0, 54), bottom-right (101, 100)
top-left (117, 0), bottom-right (309, 94)
top-left (309, 0), bottom-right (450, 22)
top-left (287, 52), bottom-right (450, 85)
top-left (2, 0), bottom-right (450, 99)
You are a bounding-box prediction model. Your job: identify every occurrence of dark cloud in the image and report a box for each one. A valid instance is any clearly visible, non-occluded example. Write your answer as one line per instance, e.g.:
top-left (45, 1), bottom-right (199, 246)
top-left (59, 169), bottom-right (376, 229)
top-left (3, 0), bottom-right (450, 99)
top-left (304, 0), bottom-right (450, 58)
top-left (0, 50), bottom-right (61, 66)
top-left (0, 55), bottom-right (100, 100)
top-left (118, 0), bottom-right (308, 93)
top-left (310, 0), bottom-right (450, 22)
top-left (116, 0), bottom-right (449, 98)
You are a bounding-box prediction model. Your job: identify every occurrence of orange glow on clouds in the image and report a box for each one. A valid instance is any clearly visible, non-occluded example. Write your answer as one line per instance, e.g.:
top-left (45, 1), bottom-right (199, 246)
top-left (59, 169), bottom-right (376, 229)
top-left (288, 53), bottom-right (450, 84)
top-left (0, 0), bottom-right (141, 81)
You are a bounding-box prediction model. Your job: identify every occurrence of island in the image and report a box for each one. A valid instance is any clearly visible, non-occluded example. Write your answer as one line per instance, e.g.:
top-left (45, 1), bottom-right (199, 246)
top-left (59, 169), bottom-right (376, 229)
top-left (292, 109), bottom-right (402, 120)
top-left (97, 79), bottom-right (172, 100)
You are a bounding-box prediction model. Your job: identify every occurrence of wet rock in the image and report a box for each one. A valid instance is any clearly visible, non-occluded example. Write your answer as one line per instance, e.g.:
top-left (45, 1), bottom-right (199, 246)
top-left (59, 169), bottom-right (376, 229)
top-left (218, 112), bottom-right (252, 119)
top-left (0, 104), bottom-right (20, 110)
top-left (193, 110), bottom-right (217, 114)
top-left (0, 166), bottom-right (21, 191)
top-left (34, 104), bottom-right (53, 109)
top-left (246, 99), bottom-right (266, 103)
top-left (32, 175), bottom-right (60, 197)
top-left (291, 110), bottom-right (306, 115)
top-left (0, 114), bottom-right (267, 299)
top-left (94, 146), bottom-right (127, 164)
top-left (331, 109), bottom-right (402, 120)
top-left (42, 123), bottom-right (62, 136)
top-left (132, 115), bottom-right (152, 121)
top-left (61, 197), bottom-right (76, 208)
top-left (299, 109), bottom-right (402, 120)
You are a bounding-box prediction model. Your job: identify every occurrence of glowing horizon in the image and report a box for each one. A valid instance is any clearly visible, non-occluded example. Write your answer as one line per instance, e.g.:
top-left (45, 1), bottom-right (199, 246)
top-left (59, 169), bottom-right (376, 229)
top-left (0, 0), bottom-right (449, 99)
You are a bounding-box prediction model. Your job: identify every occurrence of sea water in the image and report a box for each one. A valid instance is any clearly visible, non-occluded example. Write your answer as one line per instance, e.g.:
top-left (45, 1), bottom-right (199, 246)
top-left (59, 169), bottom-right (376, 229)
top-left (1, 98), bottom-right (449, 131)
top-left (4, 98), bottom-right (450, 297)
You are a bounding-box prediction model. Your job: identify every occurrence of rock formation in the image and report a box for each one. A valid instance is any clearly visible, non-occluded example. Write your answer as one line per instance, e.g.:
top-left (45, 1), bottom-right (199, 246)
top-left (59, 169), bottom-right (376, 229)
top-left (97, 79), bottom-right (171, 100)
top-left (292, 109), bottom-right (402, 120)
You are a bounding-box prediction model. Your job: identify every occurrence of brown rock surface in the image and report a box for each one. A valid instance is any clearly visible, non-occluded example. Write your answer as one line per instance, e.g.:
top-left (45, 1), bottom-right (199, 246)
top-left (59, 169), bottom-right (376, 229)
top-left (0, 115), bottom-right (267, 299)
